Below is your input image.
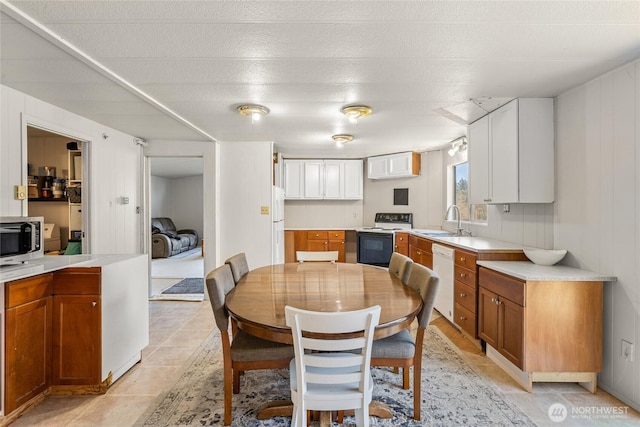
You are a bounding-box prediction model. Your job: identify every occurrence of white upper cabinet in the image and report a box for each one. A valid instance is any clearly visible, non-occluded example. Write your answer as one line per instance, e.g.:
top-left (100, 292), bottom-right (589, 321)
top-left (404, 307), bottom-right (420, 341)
top-left (468, 98), bottom-right (554, 204)
top-left (343, 160), bottom-right (363, 199)
top-left (283, 160), bottom-right (305, 199)
top-left (304, 161), bottom-right (325, 199)
top-left (283, 159), bottom-right (363, 200)
top-left (367, 152), bottom-right (421, 179)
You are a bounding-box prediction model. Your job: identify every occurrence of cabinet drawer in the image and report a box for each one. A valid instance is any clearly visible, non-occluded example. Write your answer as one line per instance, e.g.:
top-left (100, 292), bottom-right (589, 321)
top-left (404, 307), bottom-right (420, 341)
top-left (454, 249), bottom-right (476, 270)
top-left (454, 280), bottom-right (476, 313)
top-left (416, 236), bottom-right (433, 252)
top-left (327, 230), bottom-right (345, 240)
top-left (53, 268), bottom-right (101, 295)
top-left (454, 302), bottom-right (476, 337)
top-left (394, 242), bottom-right (409, 255)
top-left (395, 233), bottom-right (409, 245)
top-left (479, 267), bottom-right (525, 306)
top-left (454, 265), bottom-right (476, 287)
top-left (307, 231), bottom-right (328, 240)
top-left (6, 273), bottom-right (53, 308)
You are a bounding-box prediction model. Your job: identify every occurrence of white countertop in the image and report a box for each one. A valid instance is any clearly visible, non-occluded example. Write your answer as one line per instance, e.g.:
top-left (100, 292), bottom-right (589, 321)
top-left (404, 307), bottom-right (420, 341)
top-left (411, 231), bottom-right (527, 252)
top-left (477, 261), bottom-right (617, 282)
top-left (0, 254), bottom-right (146, 282)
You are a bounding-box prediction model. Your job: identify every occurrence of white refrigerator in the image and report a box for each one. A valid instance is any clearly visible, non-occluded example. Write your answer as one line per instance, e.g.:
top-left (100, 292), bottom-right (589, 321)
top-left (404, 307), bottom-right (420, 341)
top-left (272, 186), bottom-right (285, 264)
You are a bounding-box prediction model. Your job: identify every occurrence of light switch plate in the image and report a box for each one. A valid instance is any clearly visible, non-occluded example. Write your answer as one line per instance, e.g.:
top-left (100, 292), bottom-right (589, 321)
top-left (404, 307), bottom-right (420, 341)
top-left (15, 185), bottom-right (27, 200)
top-left (261, 206), bottom-right (269, 215)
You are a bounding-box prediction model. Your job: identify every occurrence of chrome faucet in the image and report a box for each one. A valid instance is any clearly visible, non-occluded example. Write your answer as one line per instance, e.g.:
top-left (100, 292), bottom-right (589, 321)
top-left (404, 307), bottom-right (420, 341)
top-left (445, 204), bottom-right (464, 236)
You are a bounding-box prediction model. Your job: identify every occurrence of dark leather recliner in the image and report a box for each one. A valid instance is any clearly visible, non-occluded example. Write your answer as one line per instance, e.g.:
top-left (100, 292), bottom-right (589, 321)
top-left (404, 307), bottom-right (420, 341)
top-left (151, 217), bottom-right (199, 258)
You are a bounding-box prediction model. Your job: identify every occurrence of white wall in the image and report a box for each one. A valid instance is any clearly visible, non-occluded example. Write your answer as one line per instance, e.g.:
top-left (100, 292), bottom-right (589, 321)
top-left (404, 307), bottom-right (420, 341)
top-left (554, 59), bottom-right (640, 410)
top-left (0, 85), bottom-right (142, 254)
top-left (219, 141), bottom-right (273, 269)
top-left (171, 175), bottom-right (203, 239)
top-left (150, 174), bottom-right (203, 240)
top-left (285, 200), bottom-right (363, 228)
top-left (150, 175), bottom-right (172, 217)
top-left (363, 151), bottom-right (444, 229)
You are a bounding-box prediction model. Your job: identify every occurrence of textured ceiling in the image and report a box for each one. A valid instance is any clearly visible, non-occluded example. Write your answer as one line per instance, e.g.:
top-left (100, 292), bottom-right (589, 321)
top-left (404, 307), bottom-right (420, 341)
top-left (1, 1), bottom-right (639, 158)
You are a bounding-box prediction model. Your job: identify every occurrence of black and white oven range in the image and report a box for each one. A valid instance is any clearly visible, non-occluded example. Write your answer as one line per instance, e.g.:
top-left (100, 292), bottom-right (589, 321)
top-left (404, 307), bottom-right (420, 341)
top-left (356, 213), bottom-right (413, 268)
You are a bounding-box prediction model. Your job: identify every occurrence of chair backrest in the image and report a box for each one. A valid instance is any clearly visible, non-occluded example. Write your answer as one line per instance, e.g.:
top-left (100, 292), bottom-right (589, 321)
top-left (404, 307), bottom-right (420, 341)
top-left (405, 263), bottom-right (440, 328)
top-left (388, 252), bottom-right (413, 284)
top-left (224, 253), bottom-right (249, 283)
top-left (296, 251), bottom-right (339, 263)
top-left (285, 305), bottom-right (381, 398)
top-left (205, 264), bottom-right (236, 332)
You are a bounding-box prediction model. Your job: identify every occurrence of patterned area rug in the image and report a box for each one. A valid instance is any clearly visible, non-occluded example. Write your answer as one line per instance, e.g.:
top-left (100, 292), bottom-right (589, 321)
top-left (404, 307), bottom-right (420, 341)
top-left (161, 278), bottom-right (204, 294)
top-left (135, 326), bottom-right (535, 426)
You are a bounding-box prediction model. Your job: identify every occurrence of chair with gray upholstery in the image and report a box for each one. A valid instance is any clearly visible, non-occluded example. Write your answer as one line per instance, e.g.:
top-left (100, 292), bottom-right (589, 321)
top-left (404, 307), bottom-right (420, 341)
top-left (388, 252), bottom-right (413, 284)
top-left (370, 263), bottom-right (439, 421)
top-left (206, 264), bottom-right (294, 425)
top-left (224, 252), bottom-right (250, 284)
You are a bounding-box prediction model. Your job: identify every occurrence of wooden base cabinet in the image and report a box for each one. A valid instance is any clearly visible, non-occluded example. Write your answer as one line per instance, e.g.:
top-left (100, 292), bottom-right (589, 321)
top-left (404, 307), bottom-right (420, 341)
top-left (479, 266), bottom-right (603, 392)
top-left (408, 234), bottom-right (433, 268)
top-left (394, 232), bottom-right (409, 256)
top-left (5, 273), bottom-right (53, 414)
top-left (52, 267), bottom-right (102, 387)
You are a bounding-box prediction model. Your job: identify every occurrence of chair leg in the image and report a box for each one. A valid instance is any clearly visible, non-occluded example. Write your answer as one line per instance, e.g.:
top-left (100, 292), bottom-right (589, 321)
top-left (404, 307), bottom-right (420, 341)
top-left (413, 328), bottom-right (426, 421)
top-left (393, 367), bottom-right (400, 374)
top-left (402, 367), bottom-right (410, 389)
top-left (221, 334), bottom-right (233, 426)
top-left (233, 369), bottom-right (240, 393)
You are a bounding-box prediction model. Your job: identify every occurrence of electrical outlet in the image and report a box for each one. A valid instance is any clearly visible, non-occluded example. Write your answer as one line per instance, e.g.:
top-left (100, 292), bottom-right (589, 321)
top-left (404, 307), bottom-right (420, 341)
top-left (622, 340), bottom-right (634, 362)
top-left (261, 206), bottom-right (269, 215)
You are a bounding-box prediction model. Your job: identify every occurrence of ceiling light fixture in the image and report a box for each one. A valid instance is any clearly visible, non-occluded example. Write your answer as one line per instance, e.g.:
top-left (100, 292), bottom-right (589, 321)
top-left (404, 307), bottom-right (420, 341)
top-left (237, 104), bottom-right (269, 124)
top-left (341, 105), bottom-right (372, 125)
top-left (332, 134), bottom-right (354, 148)
top-left (447, 136), bottom-right (468, 157)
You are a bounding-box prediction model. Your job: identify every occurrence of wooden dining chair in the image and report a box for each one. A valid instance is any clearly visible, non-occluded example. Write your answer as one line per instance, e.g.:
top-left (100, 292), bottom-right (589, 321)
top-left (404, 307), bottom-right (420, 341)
top-left (370, 263), bottom-right (439, 421)
top-left (285, 305), bottom-right (381, 427)
top-left (296, 250), bottom-right (339, 263)
top-left (388, 252), bottom-right (413, 284)
top-left (206, 264), bottom-right (294, 426)
top-left (224, 252), bottom-right (249, 283)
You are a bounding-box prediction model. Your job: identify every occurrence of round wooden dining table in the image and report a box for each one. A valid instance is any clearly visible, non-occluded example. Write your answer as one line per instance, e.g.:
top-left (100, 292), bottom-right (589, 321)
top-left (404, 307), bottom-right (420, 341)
top-left (225, 262), bottom-right (423, 424)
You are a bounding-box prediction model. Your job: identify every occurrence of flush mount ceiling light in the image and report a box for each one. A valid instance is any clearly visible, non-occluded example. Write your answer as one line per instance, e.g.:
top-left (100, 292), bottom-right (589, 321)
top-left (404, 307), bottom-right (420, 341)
top-left (448, 136), bottom-right (468, 157)
top-left (237, 104), bottom-right (269, 124)
top-left (332, 134), bottom-right (354, 148)
top-left (341, 105), bottom-right (372, 124)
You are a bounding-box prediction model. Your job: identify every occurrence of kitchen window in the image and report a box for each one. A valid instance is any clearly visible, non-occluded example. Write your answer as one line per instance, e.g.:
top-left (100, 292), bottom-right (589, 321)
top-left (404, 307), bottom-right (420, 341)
top-left (453, 162), bottom-right (487, 223)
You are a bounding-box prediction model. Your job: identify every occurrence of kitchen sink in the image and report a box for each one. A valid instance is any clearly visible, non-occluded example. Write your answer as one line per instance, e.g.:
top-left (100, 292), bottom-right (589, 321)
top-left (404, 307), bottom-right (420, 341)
top-left (415, 230), bottom-right (456, 237)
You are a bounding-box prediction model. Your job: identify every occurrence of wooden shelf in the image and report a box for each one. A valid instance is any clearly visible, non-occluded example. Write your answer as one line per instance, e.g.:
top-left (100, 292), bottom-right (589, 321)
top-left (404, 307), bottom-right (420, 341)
top-left (29, 198), bottom-right (68, 202)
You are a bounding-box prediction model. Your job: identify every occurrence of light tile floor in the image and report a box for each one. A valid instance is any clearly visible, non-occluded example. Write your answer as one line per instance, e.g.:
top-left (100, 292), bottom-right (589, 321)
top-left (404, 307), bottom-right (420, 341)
top-left (7, 301), bottom-right (640, 426)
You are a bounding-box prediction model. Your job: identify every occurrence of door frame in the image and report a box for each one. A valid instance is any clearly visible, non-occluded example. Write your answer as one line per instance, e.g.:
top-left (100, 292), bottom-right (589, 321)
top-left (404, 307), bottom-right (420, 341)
top-left (144, 155), bottom-right (205, 298)
top-left (21, 114), bottom-right (92, 253)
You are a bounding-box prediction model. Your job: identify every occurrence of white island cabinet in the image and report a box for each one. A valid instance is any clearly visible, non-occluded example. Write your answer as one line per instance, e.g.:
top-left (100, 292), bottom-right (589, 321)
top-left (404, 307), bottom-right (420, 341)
top-left (0, 254), bottom-right (148, 419)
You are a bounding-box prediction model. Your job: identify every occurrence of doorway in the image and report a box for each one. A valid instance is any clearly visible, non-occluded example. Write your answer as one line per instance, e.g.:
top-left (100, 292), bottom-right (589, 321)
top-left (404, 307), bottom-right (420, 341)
top-left (26, 125), bottom-right (89, 254)
top-left (148, 156), bottom-right (205, 300)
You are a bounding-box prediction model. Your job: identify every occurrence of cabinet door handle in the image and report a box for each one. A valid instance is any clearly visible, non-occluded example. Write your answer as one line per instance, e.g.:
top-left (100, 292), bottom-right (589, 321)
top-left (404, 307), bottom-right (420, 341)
top-left (459, 316), bottom-right (467, 321)
top-left (92, 301), bottom-right (97, 307)
top-left (417, 251), bottom-right (421, 255)
top-left (460, 293), bottom-right (466, 298)
top-left (315, 234), bottom-right (320, 237)
top-left (495, 299), bottom-right (501, 305)
top-left (491, 297), bottom-right (496, 303)
top-left (460, 257), bottom-right (466, 262)
top-left (460, 273), bottom-right (466, 278)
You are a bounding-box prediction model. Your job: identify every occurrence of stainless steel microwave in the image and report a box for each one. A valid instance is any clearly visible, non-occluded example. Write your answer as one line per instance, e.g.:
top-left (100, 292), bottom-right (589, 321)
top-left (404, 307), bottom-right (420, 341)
top-left (0, 216), bottom-right (44, 265)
